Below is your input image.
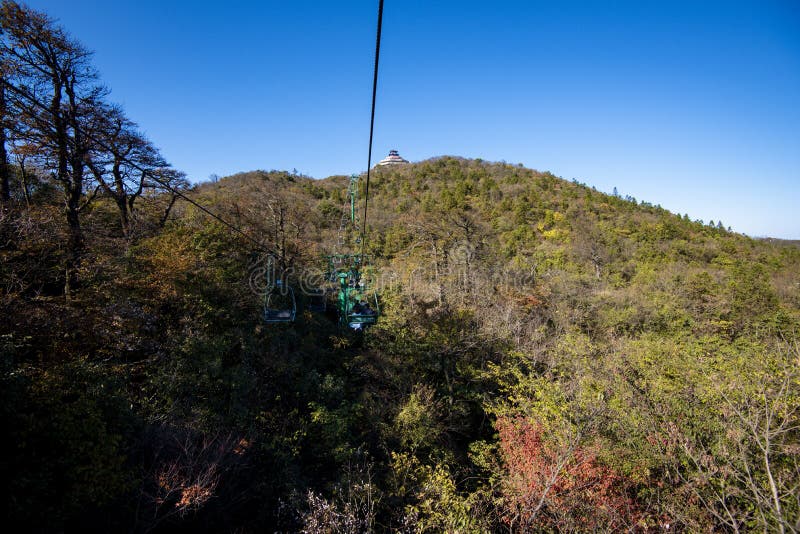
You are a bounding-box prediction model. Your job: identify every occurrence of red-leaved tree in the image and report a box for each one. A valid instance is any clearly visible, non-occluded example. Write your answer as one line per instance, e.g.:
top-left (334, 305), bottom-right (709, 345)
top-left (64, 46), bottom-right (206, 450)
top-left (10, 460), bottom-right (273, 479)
top-left (497, 416), bottom-right (643, 532)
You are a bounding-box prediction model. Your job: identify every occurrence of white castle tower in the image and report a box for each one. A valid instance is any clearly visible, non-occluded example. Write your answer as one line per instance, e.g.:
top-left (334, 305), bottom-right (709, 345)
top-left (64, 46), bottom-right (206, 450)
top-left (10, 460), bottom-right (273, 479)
top-left (377, 149), bottom-right (409, 166)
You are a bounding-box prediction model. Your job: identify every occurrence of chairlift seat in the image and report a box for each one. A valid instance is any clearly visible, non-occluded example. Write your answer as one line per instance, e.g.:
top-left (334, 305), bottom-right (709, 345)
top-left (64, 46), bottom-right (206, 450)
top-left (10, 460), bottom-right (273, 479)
top-left (263, 283), bottom-right (297, 323)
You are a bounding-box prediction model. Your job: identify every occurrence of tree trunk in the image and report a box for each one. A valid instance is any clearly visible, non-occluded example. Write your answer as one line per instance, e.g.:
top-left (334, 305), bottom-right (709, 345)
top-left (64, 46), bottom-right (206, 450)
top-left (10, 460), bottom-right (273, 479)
top-left (116, 195), bottom-right (130, 237)
top-left (64, 177), bottom-right (83, 299)
top-left (0, 81), bottom-right (9, 203)
top-left (112, 161), bottom-right (130, 237)
top-left (51, 76), bottom-right (82, 299)
top-left (63, 74), bottom-right (89, 298)
top-left (159, 193), bottom-right (179, 227)
top-left (18, 159), bottom-right (31, 207)
top-left (19, 162), bottom-right (31, 208)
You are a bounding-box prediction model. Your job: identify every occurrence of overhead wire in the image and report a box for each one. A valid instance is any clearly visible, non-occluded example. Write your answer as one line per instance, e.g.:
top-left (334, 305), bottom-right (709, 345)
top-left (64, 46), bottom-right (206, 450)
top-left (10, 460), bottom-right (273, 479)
top-left (4, 0), bottom-right (386, 260)
top-left (1, 77), bottom-right (277, 256)
top-left (360, 0), bottom-right (384, 258)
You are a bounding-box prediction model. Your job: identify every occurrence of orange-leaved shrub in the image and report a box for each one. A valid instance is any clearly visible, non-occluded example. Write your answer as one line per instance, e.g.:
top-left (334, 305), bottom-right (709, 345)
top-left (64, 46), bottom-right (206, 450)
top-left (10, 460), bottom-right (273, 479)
top-left (497, 416), bottom-right (643, 532)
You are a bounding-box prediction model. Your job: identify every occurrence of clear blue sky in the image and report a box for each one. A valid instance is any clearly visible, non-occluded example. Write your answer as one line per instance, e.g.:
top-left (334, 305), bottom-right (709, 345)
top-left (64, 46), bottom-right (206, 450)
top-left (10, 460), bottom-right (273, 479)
top-left (25, 0), bottom-right (800, 238)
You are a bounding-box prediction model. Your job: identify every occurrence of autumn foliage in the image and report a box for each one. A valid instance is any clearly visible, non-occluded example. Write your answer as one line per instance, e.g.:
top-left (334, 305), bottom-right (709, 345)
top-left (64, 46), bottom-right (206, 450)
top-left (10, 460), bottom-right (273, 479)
top-left (497, 416), bottom-right (643, 531)
top-left (2, 2), bottom-right (800, 530)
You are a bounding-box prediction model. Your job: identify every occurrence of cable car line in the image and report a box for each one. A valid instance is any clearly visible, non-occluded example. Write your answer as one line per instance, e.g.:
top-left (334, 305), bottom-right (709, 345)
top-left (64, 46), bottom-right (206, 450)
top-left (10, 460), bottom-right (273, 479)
top-left (1, 78), bottom-right (277, 258)
top-left (360, 0), bottom-right (384, 258)
top-left (3, 0), bottom-right (387, 329)
top-left (325, 0), bottom-right (384, 330)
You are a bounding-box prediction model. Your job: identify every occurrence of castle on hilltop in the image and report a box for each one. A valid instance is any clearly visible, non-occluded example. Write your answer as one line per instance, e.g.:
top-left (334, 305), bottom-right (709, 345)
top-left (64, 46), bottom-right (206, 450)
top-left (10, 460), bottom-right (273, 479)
top-left (377, 149), bottom-right (408, 166)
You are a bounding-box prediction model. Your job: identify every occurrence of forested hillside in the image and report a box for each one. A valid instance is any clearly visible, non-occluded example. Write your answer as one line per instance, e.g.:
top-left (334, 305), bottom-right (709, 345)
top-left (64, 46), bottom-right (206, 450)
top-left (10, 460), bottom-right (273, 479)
top-left (3, 156), bottom-right (800, 532)
top-left (2, 2), bottom-right (800, 532)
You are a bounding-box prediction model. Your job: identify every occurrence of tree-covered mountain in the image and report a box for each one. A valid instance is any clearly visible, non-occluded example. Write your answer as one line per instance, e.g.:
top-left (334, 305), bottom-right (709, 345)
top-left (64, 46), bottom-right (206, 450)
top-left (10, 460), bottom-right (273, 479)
top-left (2, 156), bottom-right (799, 532)
top-left (2, 2), bottom-right (799, 532)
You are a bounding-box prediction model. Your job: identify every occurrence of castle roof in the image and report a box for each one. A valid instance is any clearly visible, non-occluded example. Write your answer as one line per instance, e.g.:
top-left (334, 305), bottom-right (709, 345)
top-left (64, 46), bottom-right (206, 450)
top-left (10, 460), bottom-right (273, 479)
top-left (377, 149), bottom-right (408, 166)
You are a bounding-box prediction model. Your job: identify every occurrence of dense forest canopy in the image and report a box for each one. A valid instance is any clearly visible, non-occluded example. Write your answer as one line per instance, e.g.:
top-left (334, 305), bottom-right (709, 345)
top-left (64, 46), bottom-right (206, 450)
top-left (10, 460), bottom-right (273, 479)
top-left (2, 2), bottom-right (799, 532)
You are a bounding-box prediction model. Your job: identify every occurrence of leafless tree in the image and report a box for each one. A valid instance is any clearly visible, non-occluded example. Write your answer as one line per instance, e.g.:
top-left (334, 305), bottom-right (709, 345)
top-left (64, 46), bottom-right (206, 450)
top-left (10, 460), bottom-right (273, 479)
top-left (720, 365), bottom-right (800, 533)
top-left (664, 344), bottom-right (800, 532)
top-left (136, 429), bottom-right (250, 533)
top-left (86, 103), bottom-right (168, 237)
top-left (0, 56), bottom-right (9, 202)
top-left (153, 167), bottom-right (189, 228)
top-left (1, 0), bottom-right (105, 296)
top-left (300, 457), bottom-right (378, 534)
